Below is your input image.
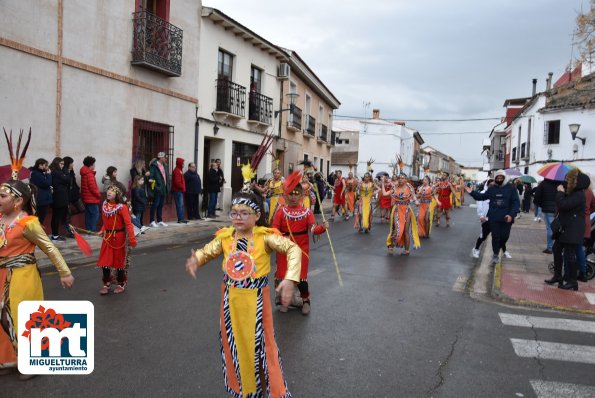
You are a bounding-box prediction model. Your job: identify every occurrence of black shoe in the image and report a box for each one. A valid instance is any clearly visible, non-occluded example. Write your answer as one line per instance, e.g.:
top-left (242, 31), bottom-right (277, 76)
top-left (178, 220), bottom-right (188, 224)
top-left (543, 249), bottom-right (553, 254)
top-left (558, 282), bottom-right (578, 291)
top-left (216, 208), bottom-right (222, 211)
top-left (578, 272), bottom-right (588, 282)
top-left (544, 276), bottom-right (563, 285)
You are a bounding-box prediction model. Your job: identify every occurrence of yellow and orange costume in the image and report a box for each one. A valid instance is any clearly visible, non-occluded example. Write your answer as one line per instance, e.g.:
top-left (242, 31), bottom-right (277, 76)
top-left (267, 177), bottom-right (284, 223)
top-left (354, 181), bottom-right (375, 232)
top-left (386, 184), bottom-right (421, 250)
top-left (417, 185), bottom-right (436, 238)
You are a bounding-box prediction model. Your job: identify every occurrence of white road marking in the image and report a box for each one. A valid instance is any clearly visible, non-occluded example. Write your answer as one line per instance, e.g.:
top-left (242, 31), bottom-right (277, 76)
top-left (584, 292), bottom-right (595, 305)
top-left (451, 275), bottom-right (467, 292)
top-left (499, 313), bottom-right (595, 334)
top-left (510, 339), bottom-right (595, 365)
top-left (530, 380), bottom-right (595, 398)
top-left (308, 268), bottom-right (324, 277)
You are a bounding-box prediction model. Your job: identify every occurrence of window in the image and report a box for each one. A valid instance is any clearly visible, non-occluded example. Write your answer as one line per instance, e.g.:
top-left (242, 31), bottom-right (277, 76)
top-left (320, 158), bottom-right (324, 174)
top-left (512, 147), bottom-right (517, 161)
top-left (218, 49), bottom-right (233, 80)
top-left (250, 66), bottom-right (262, 93)
top-left (336, 139), bottom-right (350, 145)
top-left (327, 160), bottom-right (330, 176)
top-left (520, 143), bottom-right (526, 159)
top-left (132, 118), bottom-right (174, 181)
top-left (305, 94), bottom-right (311, 116)
top-left (138, 0), bottom-right (169, 20)
top-left (544, 120), bottom-right (560, 144)
top-left (303, 153), bottom-right (309, 163)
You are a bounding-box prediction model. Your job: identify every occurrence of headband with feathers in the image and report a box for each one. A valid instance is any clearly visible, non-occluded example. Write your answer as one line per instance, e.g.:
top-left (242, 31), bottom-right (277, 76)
top-left (241, 131), bottom-right (275, 192)
top-left (3, 128), bottom-right (32, 181)
top-left (284, 171), bottom-right (302, 195)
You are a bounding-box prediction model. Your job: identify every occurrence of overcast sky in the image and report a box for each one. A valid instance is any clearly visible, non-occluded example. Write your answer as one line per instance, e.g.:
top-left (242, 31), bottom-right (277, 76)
top-left (208, 0), bottom-right (587, 167)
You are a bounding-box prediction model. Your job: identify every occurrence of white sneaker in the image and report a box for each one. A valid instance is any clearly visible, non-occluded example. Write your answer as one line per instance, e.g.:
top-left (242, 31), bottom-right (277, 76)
top-left (503, 251), bottom-right (512, 259)
top-left (472, 248), bottom-right (480, 258)
top-left (140, 226), bottom-right (150, 232)
top-left (158, 221), bottom-right (168, 227)
top-left (533, 217), bottom-right (538, 222)
top-left (150, 221), bottom-right (158, 228)
top-left (537, 217), bottom-right (542, 222)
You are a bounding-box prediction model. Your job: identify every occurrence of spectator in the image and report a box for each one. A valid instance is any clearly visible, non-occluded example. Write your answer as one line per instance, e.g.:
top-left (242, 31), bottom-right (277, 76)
top-left (533, 178), bottom-right (558, 254)
top-left (467, 170), bottom-right (520, 265)
top-left (522, 183), bottom-right (533, 213)
top-left (314, 173), bottom-right (326, 214)
top-left (171, 157), bottom-right (188, 224)
top-left (216, 158), bottom-right (225, 211)
top-left (184, 162), bottom-right (202, 220)
top-left (102, 166), bottom-right (128, 201)
top-left (80, 156), bottom-right (101, 232)
top-left (544, 169), bottom-right (588, 290)
top-left (205, 161), bottom-right (220, 218)
top-left (63, 156), bottom-right (82, 238)
top-left (29, 158), bottom-right (52, 225)
top-left (49, 157), bottom-right (69, 242)
top-left (577, 174), bottom-right (595, 282)
top-left (131, 175), bottom-right (148, 229)
top-left (148, 152), bottom-right (170, 227)
top-left (130, 159), bottom-right (150, 194)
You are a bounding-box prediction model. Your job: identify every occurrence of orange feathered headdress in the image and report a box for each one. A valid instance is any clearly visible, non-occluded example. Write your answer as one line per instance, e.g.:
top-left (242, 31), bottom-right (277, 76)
top-left (3, 128), bottom-right (31, 181)
top-left (283, 171), bottom-right (302, 195)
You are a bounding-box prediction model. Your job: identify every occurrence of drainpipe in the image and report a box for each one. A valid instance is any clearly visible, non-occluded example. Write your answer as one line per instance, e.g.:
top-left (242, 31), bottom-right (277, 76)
top-left (194, 106), bottom-right (199, 166)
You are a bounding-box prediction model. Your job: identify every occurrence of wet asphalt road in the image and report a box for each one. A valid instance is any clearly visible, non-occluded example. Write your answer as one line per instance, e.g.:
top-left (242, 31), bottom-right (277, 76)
top-left (6, 203), bottom-right (595, 397)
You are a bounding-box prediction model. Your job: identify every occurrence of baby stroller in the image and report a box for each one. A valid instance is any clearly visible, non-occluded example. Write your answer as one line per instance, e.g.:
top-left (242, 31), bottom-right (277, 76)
top-left (548, 213), bottom-right (595, 280)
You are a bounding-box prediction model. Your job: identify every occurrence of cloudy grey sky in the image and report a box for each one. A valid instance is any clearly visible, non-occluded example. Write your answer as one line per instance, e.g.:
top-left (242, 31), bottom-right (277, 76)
top-left (208, 0), bottom-right (588, 167)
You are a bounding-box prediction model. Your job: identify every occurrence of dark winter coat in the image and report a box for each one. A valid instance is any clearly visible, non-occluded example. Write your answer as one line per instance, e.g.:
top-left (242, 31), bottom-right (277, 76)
top-left (132, 187), bottom-right (148, 213)
top-left (533, 179), bottom-right (557, 213)
top-left (585, 188), bottom-right (595, 239)
top-left (51, 169), bottom-right (70, 208)
top-left (171, 157), bottom-right (186, 193)
top-left (556, 186), bottom-right (587, 245)
top-left (469, 182), bottom-right (520, 223)
top-left (65, 169), bottom-right (81, 203)
top-left (149, 159), bottom-right (170, 196)
top-left (29, 167), bottom-right (53, 206)
top-left (80, 165), bottom-right (101, 204)
top-left (206, 168), bottom-right (220, 193)
top-left (184, 169), bottom-right (202, 194)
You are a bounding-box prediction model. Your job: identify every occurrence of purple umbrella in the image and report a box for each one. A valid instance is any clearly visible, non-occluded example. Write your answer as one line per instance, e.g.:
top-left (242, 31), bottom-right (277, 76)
top-left (504, 168), bottom-right (522, 176)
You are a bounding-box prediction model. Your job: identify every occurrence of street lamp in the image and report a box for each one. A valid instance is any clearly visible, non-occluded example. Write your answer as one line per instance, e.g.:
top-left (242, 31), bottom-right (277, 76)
top-left (569, 123), bottom-right (586, 144)
top-left (274, 92), bottom-right (299, 118)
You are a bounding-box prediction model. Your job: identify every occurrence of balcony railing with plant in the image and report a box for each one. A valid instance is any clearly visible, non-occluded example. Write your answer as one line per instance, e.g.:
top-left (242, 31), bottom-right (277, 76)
top-left (216, 79), bottom-right (246, 118)
top-left (248, 92), bottom-right (273, 125)
top-left (131, 11), bottom-right (183, 77)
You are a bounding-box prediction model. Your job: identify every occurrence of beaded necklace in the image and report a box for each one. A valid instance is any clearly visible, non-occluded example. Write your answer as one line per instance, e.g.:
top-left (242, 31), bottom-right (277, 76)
top-left (225, 229), bottom-right (257, 283)
top-left (0, 211), bottom-right (25, 248)
top-left (102, 200), bottom-right (126, 248)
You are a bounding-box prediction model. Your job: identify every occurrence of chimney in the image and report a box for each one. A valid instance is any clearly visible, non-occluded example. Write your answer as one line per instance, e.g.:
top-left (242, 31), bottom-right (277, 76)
top-left (546, 72), bottom-right (553, 91)
top-left (372, 109), bottom-right (380, 119)
top-left (532, 79), bottom-right (537, 96)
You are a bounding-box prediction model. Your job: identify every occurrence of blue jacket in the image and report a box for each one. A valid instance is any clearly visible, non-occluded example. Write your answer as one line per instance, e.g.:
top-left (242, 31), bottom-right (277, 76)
top-left (29, 167), bottom-right (53, 206)
top-left (132, 187), bottom-right (148, 212)
top-left (184, 170), bottom-right (202, 194)
top-left (470, 182), bottom-right (520, 222)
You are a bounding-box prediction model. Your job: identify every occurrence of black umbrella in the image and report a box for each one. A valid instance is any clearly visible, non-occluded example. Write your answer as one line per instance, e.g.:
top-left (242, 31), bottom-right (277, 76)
top-left (375, 171), bottom-right (389, 179)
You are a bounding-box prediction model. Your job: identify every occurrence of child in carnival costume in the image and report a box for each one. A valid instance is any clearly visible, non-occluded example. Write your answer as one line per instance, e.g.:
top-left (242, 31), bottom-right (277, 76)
top-left (272, 171), bottom-right (329, 315)
top-left (98, 184), bottom-right (137, 295)
top-left (185, 172), bottom-right (301, 397)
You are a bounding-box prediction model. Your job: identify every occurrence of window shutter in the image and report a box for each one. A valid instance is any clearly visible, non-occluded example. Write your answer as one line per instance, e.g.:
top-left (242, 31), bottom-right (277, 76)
top-left (543, 121), bottom-right (548, 145)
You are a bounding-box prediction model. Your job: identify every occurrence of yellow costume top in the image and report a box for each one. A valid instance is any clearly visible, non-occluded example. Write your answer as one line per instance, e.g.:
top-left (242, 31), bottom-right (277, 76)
top-left (193, 226), bottom-right (302, 282)
top-left (268, 178), bottom-right (284, 197)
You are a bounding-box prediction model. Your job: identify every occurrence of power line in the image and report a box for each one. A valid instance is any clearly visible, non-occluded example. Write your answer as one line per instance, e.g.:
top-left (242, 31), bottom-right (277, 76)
top-left (334, 114), bottom-right (503, 122)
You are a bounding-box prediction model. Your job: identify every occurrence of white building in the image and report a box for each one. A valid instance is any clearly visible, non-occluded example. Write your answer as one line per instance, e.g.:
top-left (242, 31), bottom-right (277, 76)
top-left (1, 0), bottom-right (202, 221)
top-left (509, 72), bottom-right (595, 178)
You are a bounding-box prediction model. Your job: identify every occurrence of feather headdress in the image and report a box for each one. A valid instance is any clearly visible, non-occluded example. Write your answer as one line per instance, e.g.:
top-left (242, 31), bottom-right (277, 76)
top-left (366, 158), bottom-right (375, 173)
top-left (284, 170), bottom-right (303, 195)
top-left (3, 128), bottom-right (32, 181)
top-left (240, 131), bottom-right (275, 192)
top-left (423, 153), bottom-right (432, 173)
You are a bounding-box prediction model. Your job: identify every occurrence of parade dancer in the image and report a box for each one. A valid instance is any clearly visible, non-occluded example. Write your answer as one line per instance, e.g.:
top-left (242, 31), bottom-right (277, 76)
top-left (385, 173), bottom-right (420, 255)
top-left (378, 175), bottom-right (394, 223)
top-left (354, 172), bottom-right (377, 233)
top-left (416, 176), bottom-right (436, 238)
top-left (0, 130), bottom-right (74, 380)
top-left (97, 185), bottom-right (137, 295)
top-left (300, 173), bottom-right (315, 210)
top-left (186, 189), bottom-right (301, 397)
top-left (267, 168), bottom-right (284, 224)
top-left (272, 171), bottom-right (328, 315)
top-left (344, 171), bottom-right (358, 219)
top-left (330, 170), bottom-right (346, 221)
top-left (435, 172), bottom-right (455, 227)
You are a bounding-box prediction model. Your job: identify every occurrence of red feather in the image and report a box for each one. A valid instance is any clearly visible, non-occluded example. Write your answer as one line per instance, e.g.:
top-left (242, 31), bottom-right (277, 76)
top-left (74, 231), bottom-right (93, 256)
top-left (284, 171), bottom-right (302, 195)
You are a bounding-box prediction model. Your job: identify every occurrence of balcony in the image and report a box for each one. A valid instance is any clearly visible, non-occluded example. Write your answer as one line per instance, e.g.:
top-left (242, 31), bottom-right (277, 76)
top-left (131, 11), bottom-right (183, 77)
top-left (287, 105), bottom-right (302, 132)
top-left (329, 130), bottom-right (336, 146)
top-left (214, 79), bottom-right (246, 122)
top-left (304, 115), bottom-right (316, 137)
top-left (247, 91), bottom-right (273, 129)
top-left (319, 124), bottom-right (328, 142)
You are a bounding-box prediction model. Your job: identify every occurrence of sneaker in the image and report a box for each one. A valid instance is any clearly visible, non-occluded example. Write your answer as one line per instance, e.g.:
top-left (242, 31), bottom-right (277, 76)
top-left (150, 221), bottom-right (159, 228)
top-left (158, 221), bottom-right (168, 227)
top-left (533, 217), bottom-right (538, 222)
top-left (177, 220), bottom-right (188, 224)
top-left (51, 235), bottom-right (66, 242)
top-left (301, 301), bottom-right (311, 315)
top-left (140, 226), bottom-right (150, 232)
top-left (113, 285), bottom-right (126, 294)
top-left (537, 217), bottom-right (542, 222)
top-left (99, 285), bottom-right (110, 295)
top-left (472, 248), bottom-right (480, 258)
top-left (491, 255), bottom-right (499, 265)
top-left (543, 248), bottom-right (553, 254)
top-left (503, 251), bottom-right (512, 259)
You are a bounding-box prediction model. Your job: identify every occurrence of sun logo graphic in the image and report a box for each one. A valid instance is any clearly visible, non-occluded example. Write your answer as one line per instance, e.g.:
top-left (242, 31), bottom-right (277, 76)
top-left (18, 301), bottom-right (94, 375)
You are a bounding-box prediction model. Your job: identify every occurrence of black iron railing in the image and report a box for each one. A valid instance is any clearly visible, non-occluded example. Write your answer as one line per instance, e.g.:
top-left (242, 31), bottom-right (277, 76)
top-left (248, 92), bottom-right (273, 125)
top-left (330, 131), bottom-right (336, 145)
top-left (320, 124), bottom-right (328, 141)
top-left (216, 79), bottom-right (246, 117)
top-left (288, 105), bottom-right (302, 130)
top-left (305, 115), bottom-right (316, 136)
top-left (131, 11), bottom-right (183, 77)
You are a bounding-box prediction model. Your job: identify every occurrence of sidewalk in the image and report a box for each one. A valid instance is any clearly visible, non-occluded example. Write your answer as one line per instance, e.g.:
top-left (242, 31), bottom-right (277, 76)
top-left (487, 214), bottom-right (595, 314)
